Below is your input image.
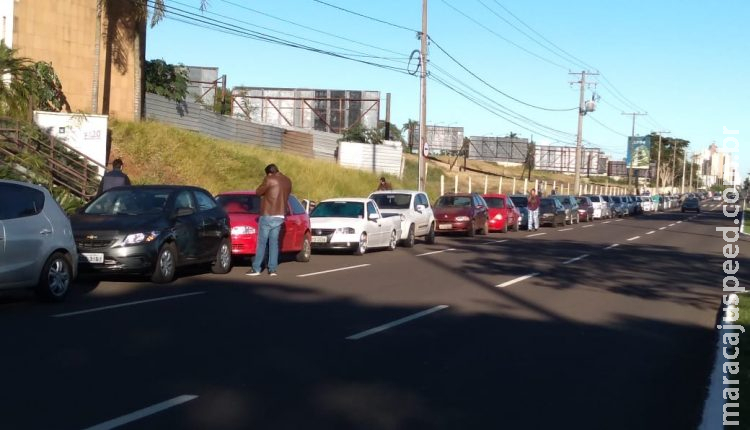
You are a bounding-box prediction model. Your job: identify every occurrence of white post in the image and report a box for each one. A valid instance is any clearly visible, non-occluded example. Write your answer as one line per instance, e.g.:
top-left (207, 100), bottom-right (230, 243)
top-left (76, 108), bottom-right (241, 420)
top-left (552, 180), bottom-right (556, 194)
top-left (468, 176), bottom-right (472, 193)
top-left (534, 179), bottom-right (539, 192)
top-left (484, 175), bottom-right (488, 194)
top-left (440, 175), bottom-right (445, 196)
top-left (454, 175), bottom-right (458, 193)
top-left (499, 177), bottom-right (503, 193)
top-left (523, 178), bottom-right (528, 193)
top-left (513, 178), bottom-right (517, 194)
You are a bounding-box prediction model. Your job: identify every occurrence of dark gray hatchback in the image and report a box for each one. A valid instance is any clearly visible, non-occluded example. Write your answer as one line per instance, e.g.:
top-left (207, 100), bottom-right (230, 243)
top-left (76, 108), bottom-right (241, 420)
top-left (70, 185), bottom-right (232, 283)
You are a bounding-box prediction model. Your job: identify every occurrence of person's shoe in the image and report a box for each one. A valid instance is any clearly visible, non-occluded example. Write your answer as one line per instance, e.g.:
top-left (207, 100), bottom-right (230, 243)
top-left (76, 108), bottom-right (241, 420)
top-left (246, 269), bottom-right (262, 276)
top-left (269, 271), bottom-right (278, 277)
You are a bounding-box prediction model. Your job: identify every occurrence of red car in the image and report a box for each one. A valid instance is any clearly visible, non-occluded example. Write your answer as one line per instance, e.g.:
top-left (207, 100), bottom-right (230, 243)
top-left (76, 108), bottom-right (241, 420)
top-left (433, 192), bottom-right (489, 237)
top-left (482, 193), bottom-right (521, 232)
top-left (215, 191), bottom-right (312, 262)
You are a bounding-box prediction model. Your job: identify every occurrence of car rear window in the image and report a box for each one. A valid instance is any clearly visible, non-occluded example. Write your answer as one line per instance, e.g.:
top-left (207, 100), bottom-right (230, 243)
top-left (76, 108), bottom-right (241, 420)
top-left (483, 197), bottom-right (505, 209)
top-left (589, 196), bottom-right (600, 202)
top-left (435, 196), bottom-right (472, 207)
top-left (510, 196), bottom-right (527, 207)
top-left (0, 182), bottom-right (45, 220)
top-left (370, 193), bottom-right (411, 209)
top-left (216, 194), bottom-right (260, 214)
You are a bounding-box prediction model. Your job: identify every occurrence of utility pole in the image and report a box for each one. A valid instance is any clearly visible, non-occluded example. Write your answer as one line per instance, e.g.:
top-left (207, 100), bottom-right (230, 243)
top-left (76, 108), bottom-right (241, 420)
top-left (671, 140), bottom-right (678, 192)
top-left (681, 149), bottom-right (688, 193)
top-left (622, 112), bottom-right (647, 192)
top-left (654, 131), bottom-right (670, 194)
top-left (570, 71), bottom-right (597, 195)
top-left (689, 152), bottom-right (695, 191)
top-left (418, 0), bottom-right (428, 191)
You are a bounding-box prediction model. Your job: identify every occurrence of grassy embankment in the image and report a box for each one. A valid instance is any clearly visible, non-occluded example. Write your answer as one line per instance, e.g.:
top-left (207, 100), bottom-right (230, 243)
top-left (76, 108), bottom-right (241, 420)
top-left (736, 294), bottom-right (750, 420)
top-left (110, 119), bottom-right (621, 201)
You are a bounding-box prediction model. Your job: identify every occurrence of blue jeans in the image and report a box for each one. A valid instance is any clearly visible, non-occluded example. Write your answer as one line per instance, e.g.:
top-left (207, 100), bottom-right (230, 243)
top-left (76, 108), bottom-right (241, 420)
top-left (527, 208), bottom-right (539, 230)
top-left (252, 216), bottom-right (285, 273)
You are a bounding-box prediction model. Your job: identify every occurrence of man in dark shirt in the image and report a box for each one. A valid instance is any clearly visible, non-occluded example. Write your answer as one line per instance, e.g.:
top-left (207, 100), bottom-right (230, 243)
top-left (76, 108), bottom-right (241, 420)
top-left (247, 163), bottom-right (292, 277)
top-left (97, 158), bottom-right (131, 195)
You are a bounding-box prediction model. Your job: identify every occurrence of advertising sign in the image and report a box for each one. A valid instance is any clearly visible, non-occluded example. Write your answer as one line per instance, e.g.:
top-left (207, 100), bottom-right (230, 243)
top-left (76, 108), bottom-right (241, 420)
top-left (33, 111), bottom-right (108, 174)
top-left (626, 135), bottom-right (651, 169)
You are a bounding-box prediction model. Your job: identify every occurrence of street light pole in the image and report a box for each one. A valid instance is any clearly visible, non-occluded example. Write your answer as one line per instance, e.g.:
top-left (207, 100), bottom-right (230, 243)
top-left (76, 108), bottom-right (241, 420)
top-left (417, 0), bottom-right (428, 191)
top-left (654, 130), bottom-right (670, 194)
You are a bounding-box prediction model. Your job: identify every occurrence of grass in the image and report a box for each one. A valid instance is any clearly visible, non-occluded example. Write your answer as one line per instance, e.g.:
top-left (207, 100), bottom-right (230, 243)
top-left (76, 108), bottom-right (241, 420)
top-left (736, 294), bottom-right (750, 420)
top-left (109, 119), bottom-right (631, 203)
top-left (743, 203), bottom-right (749, 234)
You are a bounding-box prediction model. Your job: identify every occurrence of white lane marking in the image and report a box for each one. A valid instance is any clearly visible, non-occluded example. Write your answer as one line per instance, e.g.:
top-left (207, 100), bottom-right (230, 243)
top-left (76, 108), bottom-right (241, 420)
top-left (646, 231), bottom-right (656, 235)
top-left (82, 395), bottom-right (198, 430)
top-left (615, 219), bottom-right (624, 222)
top-left (602, 221), bottom-right (612, 224)
top-left (478, 240), bottom-right (508, 245)
top-left (605, 244), bottom-right (619, 250)
top-left (562, 254), bottom-right (590, 265)
top-left (668, 223), bottom-right (676, 226)
top-left (627, 236), bottom-right (641, 241)
top-left (52, 292), bottom-right (206, 318)
top-left (416, 248), bottom-right (456, 256)
top-left (497, 272), bottom-right (540, 288)
top-left (659, 227), bottom-right (667, 230)
top-left (557, 228), bottom-right (573, 232)
top-left (297, 264), bottom-right (371, 278)
top-left (677, 221), bottom-right (683, 224)
top-left (346, 305), bottom-right (449, 340)
top-left (527, 232), bottom-right (547, 237)
top-left (582, 225), bottom-right (594, 228)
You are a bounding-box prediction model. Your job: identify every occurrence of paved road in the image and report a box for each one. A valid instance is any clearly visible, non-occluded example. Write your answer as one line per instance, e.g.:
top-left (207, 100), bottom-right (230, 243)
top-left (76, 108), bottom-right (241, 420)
top-left (1, 201), bottom-right (746, 429)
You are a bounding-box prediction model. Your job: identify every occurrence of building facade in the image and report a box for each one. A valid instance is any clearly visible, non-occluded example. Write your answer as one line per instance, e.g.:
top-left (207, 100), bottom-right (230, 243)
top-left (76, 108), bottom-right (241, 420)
top-left (2, 0), bottom-right (145, 120)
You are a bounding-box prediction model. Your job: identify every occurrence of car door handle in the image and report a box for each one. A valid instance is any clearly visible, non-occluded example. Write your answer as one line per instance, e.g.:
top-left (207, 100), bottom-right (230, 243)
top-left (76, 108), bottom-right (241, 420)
top-left (40, 229), bottom-right (52, 235)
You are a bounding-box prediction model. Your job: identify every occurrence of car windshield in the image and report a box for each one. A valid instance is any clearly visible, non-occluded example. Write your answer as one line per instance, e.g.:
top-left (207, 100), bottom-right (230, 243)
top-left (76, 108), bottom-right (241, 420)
top-left (435, 196), bottom-right (472, 207)
top-left (577, 198), bottom-right (587, 205)
top-left (370, 193), bottom-right (411, 209)
top-left (85, 189), bottom-right (170, 215)
top-left (589, 196), bottom-right (600, 202)
top-left (483, 197), bottom-right (505, 209)
top-left (216, 194), bottom-right (260, 214)
top-left (612, 197), bottom-right (622, 203)
top-left (510, 196), bottom-right (527, 207)
top-left (310, 201), bottom-right (364, 218)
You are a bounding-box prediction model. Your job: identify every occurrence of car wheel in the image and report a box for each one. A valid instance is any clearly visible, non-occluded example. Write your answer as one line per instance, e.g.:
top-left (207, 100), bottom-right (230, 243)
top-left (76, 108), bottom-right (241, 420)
top-left (403, 224), bottom-right (415, 248)
top-left (479, 219), bottom-right (489, 235)
top-left (502, 220), bottom-right (508, 233)
top-left (35, 252), bottom-right (72, 302)
top-left (466, 221), bottom-right (475, 237)
top-left (296, 234), bottom-right (311, 262)
top-left (387, 230), bottom-right (398, 251)
top-left (211, 238), bottom-right (232, 274)
top-left (354, 232), bottom-right (368, 255)
top-left (151, 242), bottom-right (177, 283)
top-left (425, 222), bottom-right (436, 244)
top-left (681, 208), bottom-right (685, 213)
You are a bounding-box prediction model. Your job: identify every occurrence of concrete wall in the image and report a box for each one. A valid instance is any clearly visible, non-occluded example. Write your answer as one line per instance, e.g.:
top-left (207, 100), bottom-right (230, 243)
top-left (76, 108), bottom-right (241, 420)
top-left (337, 140), bottom-right (403, 177)
top-left (11, 0), bottom-right (143, 120)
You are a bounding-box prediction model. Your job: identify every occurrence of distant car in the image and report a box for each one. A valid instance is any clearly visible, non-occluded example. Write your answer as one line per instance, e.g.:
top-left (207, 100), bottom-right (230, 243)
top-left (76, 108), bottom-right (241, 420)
top-left (539, 197), bottom-right (567, 227)
top-left (482, 193), bottom-right (521, 232)
top-left (712, 195), bottom-right (722, 201)
top-left (433, 192), bottom-right (489, 236)
top-left (510, 195), bottom-right (530, 229)
top-left (215, 191), bottom-right (312, 263)
top-left (638, 196), bottom-right (652, 212)
top-left (576, 196), bottom-right (594, 222)
top-left (585, 194), bottom-right (611, 219)
top-left (71, 185), bottom-right (232, 283)
top-left (681, 197), bottom-right (701, 213)
top-left (0, 180), bottom-right (78, 301)
top-left (557, 195), bottom-right (580, 224)
top-left (369, 190), bottom-right (436, 247)
top-left (309, 198), bottom-right (401, 255)
top-left (610, 196), bottom-right (628, 217)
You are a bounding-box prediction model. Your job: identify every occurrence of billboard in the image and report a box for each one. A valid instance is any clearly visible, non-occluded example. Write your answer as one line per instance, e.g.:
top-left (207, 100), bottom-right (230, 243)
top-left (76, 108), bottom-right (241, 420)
top-left (626, 135), bottom-right (651, 168)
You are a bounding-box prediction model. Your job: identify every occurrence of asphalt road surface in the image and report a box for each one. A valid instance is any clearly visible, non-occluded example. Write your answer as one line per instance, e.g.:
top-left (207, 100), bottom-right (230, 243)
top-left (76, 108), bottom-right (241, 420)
top-left (1, 200), bottom-right (747, 430)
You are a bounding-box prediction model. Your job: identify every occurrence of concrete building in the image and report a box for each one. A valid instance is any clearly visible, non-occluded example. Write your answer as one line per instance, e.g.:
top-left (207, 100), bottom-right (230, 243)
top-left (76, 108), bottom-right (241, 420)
top-left (2, 0), bottom-right (146, 120)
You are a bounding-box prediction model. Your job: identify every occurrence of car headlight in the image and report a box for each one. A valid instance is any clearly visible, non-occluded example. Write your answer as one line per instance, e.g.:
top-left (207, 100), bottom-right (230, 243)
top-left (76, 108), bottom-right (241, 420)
top-left (122, 231), bottom-right (160, 245)
top-left (455, 216), bottom-right (470, 222)
top-left (336, 227), bottom-right (356, 234)
top-left (231, 226), bottom-right (256, 235)
top-left (493, 213), bottom-right (503, 220)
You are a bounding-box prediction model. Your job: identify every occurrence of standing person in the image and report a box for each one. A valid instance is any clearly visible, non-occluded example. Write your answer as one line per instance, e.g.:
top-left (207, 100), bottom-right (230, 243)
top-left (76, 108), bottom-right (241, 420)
top-left (97, 158), bottom-right (131, 195)
top-left (527, 188), bottom-right (540, 231)
top-left (247, 163), bottom-right (292, 277)
top-left (377, 176), bottom-right (392, 191)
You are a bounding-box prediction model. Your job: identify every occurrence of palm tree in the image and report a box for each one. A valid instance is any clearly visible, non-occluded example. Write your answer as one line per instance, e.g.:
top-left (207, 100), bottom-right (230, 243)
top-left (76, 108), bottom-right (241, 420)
top-left (0, 43), bottom-right (32, 119)
top-left (402, 119), bottom-right (418, 152)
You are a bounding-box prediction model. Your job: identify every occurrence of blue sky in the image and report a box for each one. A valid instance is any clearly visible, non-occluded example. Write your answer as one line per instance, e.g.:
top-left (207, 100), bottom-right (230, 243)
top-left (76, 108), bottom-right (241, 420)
top-left (147, 0), bottom-right (749, 181)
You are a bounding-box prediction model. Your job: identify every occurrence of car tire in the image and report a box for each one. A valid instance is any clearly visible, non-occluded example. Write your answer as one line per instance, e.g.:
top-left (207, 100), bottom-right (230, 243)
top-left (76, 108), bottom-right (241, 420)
top-left (35, 252), bottom-right (72, 302)
top-left (403, 224), bottom-right (415, 248)
top-left (151, 243), bottom-right (177, 283)
top-left (466, 221), bottom-right (475, 237)
top-left (502, 220), bottom-right (508, 233)
top-left (425, 222), bottom-right (436, 244)
top-left (354, 233), bottom-right (368, 256)
top-left (211, 238), bottom-right (232, 274)
top-left (296, 234), bottom-right (311, 262)
top-left (479, 219), bottom-right (489, 235)
top-left (387, 230), bottom-right (398, 251)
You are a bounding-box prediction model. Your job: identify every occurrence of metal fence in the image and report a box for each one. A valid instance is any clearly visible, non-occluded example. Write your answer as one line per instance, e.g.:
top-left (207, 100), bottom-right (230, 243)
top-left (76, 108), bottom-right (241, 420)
top-left (468, 136), bottom-right (529, 162)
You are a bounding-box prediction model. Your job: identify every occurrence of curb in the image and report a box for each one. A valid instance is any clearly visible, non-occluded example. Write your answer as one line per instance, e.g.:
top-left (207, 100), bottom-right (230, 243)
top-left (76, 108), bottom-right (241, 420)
top-left (697, 320), bottom-right (728, 430)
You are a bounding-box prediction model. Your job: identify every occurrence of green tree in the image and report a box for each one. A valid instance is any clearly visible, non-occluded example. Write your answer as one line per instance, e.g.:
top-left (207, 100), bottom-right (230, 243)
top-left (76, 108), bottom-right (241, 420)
top-left (401, 119), bottom-right (418, 153)
top-left (340, 124), bottom-right (383, 144)
top-left (145, 59), bottom-right (189, 102)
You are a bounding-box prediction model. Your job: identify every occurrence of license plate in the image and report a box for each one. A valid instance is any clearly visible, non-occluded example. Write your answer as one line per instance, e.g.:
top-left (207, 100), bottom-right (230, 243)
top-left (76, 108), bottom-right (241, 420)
top-left (81, 253), bottom-right (104, 263)
top-left (439, 223), bottom-right (453, 230)
top-left (311, 236), bottom-right (328, 243)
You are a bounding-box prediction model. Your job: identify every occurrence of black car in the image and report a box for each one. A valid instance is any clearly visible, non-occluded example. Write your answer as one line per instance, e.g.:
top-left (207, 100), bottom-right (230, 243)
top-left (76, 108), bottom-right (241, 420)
top-left (539, 198), bottom-right (567, 227)
top-left (681, 197), bottom-right (701, 213)
top-left (70, 185), bottom-right (232, 283)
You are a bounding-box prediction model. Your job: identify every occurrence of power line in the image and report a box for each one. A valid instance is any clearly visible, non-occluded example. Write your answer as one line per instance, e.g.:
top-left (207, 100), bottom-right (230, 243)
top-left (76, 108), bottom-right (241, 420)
top-left (311, 0), bottom-right (418, 33)
top-left (588, 115), bottom-right (629, 137)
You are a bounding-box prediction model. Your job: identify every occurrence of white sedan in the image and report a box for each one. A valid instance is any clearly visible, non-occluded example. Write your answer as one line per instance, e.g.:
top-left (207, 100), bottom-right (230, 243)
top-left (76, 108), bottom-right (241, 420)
top-left (309, 198), bottom-right (402, 255)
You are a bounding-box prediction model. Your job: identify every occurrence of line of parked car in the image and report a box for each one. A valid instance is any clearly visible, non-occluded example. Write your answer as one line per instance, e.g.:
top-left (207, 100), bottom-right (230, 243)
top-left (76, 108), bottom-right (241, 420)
top-left (0, 177), bottom-right (698, 303)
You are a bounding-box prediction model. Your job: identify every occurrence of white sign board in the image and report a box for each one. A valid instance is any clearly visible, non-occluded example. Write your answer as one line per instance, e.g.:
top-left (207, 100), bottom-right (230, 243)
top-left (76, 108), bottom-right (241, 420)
top-left (33, 111), bottom-right (108, 174)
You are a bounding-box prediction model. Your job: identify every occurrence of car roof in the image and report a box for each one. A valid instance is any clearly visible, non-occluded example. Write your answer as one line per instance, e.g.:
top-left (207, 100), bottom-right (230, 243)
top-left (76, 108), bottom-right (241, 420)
top-left (320, 197), bottom-right (370, 203)
top-left (481, 193), bottom-right (508, 198)
top-left (370, 189), bottom-right (423, 194)
top-left (0, 179), bottom-right (49, 193)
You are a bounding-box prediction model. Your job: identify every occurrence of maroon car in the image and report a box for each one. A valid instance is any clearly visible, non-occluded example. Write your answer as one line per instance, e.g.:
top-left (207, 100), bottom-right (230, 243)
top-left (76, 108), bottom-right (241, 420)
top-left (433, 192), bottom-right (489, 237)
top-left (482, 193), bottom-right (521, 232)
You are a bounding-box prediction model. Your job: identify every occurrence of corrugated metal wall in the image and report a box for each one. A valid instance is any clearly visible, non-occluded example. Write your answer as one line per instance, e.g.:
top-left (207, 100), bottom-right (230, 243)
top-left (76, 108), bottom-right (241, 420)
top-left (337, 141), bottom-right (402, 176)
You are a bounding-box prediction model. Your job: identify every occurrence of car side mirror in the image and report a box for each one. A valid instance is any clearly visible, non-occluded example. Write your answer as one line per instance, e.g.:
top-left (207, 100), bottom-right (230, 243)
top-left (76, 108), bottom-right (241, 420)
top-left (368, 213), bottom-right (379, 221)
top-left (416, 204), bottom-right (425, 212)
top-left (175, 207), bottom-right (195, 217)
